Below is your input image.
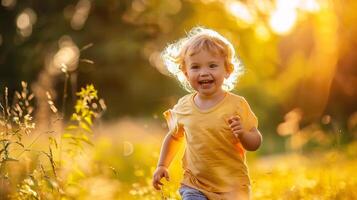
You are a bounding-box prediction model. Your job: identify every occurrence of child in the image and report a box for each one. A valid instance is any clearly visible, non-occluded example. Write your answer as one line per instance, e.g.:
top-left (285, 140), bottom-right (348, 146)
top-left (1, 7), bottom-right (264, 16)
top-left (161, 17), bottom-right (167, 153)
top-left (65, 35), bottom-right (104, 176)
top-left (152, 27), bottom-right (262, 200)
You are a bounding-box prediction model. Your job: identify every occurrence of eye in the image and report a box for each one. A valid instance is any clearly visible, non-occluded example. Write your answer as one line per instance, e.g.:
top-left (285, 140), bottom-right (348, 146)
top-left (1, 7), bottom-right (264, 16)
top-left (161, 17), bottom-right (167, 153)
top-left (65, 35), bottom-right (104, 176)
top-left (190, 65), bottom-right (199, 69)
top-left (209, 63), bottom-right (218, 68)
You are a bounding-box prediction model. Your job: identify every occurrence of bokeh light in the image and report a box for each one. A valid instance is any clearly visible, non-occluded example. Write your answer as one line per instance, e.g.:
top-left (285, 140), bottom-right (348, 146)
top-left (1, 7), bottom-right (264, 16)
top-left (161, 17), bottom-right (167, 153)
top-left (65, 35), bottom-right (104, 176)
top-left (269, 8), bottom-right (297, 35)
top-left (225, 0), bottom-right (255, 27)
top-left (1, 0), bottom-right (16, 8)
top-left (50, 36), bottom-right (80, 73)
top-left (1, 0), bottom-right (356, 199)
top-left (16, 8), bottom-right (37, 38)
top-left (70, 0), bottom-right (91, 30)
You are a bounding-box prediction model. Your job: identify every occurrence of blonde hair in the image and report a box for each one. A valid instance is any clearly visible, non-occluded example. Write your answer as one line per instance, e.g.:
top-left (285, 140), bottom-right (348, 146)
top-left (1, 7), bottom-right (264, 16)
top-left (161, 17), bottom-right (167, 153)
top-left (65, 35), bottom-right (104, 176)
top-left (161, 27), bottom-right (243, 92)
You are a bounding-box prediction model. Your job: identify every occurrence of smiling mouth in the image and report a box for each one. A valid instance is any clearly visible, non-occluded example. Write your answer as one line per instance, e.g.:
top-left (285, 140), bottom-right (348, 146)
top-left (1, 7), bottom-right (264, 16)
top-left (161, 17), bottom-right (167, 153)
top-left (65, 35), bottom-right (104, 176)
top-left (198, 80), bottom-right (214, 85)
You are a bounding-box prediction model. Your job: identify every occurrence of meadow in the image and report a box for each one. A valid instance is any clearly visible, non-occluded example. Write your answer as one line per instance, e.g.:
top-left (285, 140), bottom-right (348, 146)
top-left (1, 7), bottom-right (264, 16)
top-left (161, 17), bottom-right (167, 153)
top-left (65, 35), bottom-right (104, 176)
top-left (1, 83), bottom-right (356, 199)
top-left (1, 1), bottom-right (357, 199)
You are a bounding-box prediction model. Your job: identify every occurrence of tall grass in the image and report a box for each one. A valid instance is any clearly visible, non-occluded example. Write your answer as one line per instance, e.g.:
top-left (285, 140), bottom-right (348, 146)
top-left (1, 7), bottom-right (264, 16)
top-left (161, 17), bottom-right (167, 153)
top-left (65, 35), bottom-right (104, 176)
top-left (1, 80), bottom-right (356, 199)
top-left (0, 81), bottom-right (105, 199)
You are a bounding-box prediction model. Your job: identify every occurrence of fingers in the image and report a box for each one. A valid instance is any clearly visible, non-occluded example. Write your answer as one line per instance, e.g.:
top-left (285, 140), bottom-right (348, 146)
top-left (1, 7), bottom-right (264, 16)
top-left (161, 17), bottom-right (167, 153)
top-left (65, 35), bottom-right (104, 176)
top-left (152, 170), bottom-right (170, 190)
top-left (153, 180), bottom-right (163, 190)
top-left (164, 171), bottom-right (170, 181)
top-left (227, 116), bottom-right (244, 138)
top-left (233, 129), bottom-right (244, 136)
top-left (229, 122), bottom-right (242, 130)
top-left (228, 116), bottom-right (240, 124)
top-left (230, 122), bottom-right (242, 129)
top-left (152, 174), bottom-right (163, 190)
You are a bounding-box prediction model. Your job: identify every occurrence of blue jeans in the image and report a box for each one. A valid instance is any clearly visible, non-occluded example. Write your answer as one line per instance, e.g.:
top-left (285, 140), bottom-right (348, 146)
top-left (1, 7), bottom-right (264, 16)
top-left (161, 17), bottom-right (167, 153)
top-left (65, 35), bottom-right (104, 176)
top-left (179, 185), bottom-right (208, 200)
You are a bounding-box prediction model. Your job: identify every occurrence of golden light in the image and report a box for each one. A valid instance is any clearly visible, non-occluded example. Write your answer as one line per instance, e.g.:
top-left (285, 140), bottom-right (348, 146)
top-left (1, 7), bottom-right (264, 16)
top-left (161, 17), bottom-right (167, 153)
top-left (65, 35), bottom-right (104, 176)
top-left (165, 0), bottom-right (182, 15)
top-left (253, 0), bottom-right (273, 15)
top-left (268, 0), bottom-right (320, 35)
top-left (16, 12), bottom-right (31, 30)
top-left (149, 51), bottom-right (168, 75)
top-left (298, 0), bottom-right (320, 12)
top-left (321, 115), bottom-right (331, 124)
top-left (225, 0), bottom-right (255, 27)
top-left (16, 8), bottom-right (37, 38)
top-left (49, 36), bottom-right (80, 73)
top-left (269, 9), bottom-right (297, 35)
top-left (254, 23), bottom-right (271, 41)
top-left (1, 0), bottom-right (16, 8)
top-left (53, 46), bottom-right (79, 71)
top-left (132, 0), bottom-right (146, 12)
top-left (123, 141), bottom-right (134, 156)
top-left (71, 0), bottom-right (91, 30)
top-left (277, 108), bottom-right (302, 136)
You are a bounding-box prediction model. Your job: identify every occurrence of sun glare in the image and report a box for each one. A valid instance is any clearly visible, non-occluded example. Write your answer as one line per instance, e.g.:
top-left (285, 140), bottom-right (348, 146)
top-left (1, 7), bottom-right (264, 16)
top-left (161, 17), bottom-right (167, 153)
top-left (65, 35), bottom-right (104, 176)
top-left (225, 0), bottom-right (255, 26)
top-left (222, 0), bottom-right (321, 36)
top-left (269, 9), bottom-right (297, 35)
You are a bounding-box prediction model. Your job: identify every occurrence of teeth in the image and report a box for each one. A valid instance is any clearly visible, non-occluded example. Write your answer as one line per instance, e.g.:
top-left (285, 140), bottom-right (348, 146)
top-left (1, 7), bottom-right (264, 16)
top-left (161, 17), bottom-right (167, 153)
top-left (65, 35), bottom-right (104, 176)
top-left (199, 80), bottom-right (212, 83)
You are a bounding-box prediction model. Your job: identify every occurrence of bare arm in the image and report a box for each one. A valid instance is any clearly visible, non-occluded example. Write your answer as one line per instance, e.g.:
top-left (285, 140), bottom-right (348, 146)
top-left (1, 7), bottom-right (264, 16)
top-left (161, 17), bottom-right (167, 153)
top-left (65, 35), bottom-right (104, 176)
top-left (228, 116), bottom-right (262, 151)
top-left (152, 131), bottom-right (184, 190)
top-left (156, 133), bottom-right (184, 167)
top-left (237, 127), bottom-right (262, 151)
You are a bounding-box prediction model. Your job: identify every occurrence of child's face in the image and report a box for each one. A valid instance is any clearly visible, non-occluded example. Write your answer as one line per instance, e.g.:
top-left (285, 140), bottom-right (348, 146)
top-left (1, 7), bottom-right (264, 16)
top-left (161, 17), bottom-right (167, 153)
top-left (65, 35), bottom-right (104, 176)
top-left (184, 49), bottom-right (229, 97)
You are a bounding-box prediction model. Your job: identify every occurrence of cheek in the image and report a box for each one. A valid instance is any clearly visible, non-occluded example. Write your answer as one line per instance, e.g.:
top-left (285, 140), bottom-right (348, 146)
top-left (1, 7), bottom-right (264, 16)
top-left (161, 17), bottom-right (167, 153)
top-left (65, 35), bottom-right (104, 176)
top-left (185, 72), bottom-right (196, 83)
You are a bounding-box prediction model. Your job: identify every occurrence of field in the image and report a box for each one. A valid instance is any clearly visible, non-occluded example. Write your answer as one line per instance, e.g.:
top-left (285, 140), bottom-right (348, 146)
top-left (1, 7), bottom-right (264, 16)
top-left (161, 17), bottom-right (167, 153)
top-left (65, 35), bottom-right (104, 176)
top-left (1, 109), bottom-right (356, 199)
top-left (1, 1), bottom-right (356, 198)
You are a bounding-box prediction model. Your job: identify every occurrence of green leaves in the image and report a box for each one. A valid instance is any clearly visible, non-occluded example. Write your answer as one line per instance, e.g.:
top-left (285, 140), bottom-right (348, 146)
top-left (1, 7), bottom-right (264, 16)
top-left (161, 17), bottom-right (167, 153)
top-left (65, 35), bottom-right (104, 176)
top-left (63, 84), bottom-right (105, 156)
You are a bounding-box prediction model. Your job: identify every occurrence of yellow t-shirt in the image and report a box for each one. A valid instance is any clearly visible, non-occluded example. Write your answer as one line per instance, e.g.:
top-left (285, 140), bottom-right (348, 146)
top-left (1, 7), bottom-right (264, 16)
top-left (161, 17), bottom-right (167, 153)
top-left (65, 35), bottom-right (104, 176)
top-left (163, 92), bottom-right (258, 200)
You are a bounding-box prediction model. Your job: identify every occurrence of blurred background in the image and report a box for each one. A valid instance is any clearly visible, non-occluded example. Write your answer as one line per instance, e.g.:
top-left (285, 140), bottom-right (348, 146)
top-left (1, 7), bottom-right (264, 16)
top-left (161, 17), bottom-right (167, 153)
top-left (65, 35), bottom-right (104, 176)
top-left (1, 0), bottom-right (357, 199)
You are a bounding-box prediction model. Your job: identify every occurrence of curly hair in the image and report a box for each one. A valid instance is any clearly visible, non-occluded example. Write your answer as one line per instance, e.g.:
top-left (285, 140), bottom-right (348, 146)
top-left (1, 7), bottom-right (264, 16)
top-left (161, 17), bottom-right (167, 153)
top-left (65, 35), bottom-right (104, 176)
top-left (161, 27), bottom-right (244, 92)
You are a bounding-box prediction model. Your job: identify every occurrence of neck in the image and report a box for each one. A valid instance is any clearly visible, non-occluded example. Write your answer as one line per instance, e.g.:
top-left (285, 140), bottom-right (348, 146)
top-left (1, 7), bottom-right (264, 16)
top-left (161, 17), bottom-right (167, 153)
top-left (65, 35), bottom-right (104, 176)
top-left (193, 90), bottom-right (227, 110)
top-left (196, 89), bottom-right (226, 101)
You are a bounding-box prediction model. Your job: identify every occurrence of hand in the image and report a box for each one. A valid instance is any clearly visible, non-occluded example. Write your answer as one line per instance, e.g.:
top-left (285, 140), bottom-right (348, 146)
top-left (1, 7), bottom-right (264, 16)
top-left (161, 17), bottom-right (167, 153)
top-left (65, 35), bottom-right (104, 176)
top-left (152, 166), bottom-right (170, 190)
top-left (228, 115), bottom-right (245, 139)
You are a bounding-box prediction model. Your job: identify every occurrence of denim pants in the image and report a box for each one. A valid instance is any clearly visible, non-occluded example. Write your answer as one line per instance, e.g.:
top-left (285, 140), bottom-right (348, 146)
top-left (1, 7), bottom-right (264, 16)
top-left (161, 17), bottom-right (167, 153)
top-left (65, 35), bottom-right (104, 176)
top-left (179, 185), bottom-right (208, 200)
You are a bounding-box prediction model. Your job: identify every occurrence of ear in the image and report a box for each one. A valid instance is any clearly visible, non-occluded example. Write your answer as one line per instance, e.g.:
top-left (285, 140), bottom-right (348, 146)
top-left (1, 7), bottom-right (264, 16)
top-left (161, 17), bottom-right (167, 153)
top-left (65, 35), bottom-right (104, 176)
top-left (224, 63), bottom-right (232, 79)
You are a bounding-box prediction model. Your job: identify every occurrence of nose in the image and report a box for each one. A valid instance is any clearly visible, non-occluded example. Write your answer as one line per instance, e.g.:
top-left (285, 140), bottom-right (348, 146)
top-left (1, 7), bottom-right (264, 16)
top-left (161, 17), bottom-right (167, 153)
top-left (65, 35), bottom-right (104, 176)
top-left (199, 67), bottom-right (210, 77)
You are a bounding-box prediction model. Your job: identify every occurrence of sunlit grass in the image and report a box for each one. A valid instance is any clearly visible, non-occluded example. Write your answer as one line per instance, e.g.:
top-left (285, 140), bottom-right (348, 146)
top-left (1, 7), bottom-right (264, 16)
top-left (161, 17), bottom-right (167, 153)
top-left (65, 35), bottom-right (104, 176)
top-left (2, 111), bottom-right (356, 199)
top-left (1, 83), bottom-right (355, 199)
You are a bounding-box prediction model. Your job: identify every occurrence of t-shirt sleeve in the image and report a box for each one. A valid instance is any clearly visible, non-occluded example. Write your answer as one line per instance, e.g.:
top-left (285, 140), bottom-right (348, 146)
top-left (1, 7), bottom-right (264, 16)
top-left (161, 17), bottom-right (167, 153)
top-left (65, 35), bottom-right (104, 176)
top-left (163, 109), bottom-right (184, 139)
top-left (241, 97), bottom-right (258, 131)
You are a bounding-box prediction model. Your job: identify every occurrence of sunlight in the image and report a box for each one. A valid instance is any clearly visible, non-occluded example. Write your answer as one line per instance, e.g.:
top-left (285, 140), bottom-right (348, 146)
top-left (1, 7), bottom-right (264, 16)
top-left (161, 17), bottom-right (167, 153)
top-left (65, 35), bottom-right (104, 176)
top-left (2, 0), bottom-right (355, 199)
top-left (277, 108), bottom-right (302, 136)
top-left (225, 0), bottom-right (255, 26)
top-left (51, 36), bottom-right (79, 73)
top-left (298, 0), bottom-right (320, 12)
top-left (254, 23), bottom-right (271, 41)
top-left (1, 0), bottom-right (16, 8)
top-left (16, 12), bottom-right (30, 30)
top-left (71, 0), bottom-right (91, 30)
top-left (123, 141), bottom-right (134, 156)
top-left (269, 0), bottom-right (320, 35)
top-left (16, 8), bottom-right (37, 38)
top-left (53, 46), bottom-right (79, 71)
top-left (149, 51), bottom-right (167, 75)
top-left (269, 8), bottom-right (297, 35)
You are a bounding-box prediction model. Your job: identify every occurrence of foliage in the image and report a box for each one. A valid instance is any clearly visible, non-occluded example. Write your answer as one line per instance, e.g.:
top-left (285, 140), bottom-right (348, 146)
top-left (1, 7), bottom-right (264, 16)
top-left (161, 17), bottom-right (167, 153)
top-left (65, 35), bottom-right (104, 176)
top-left (0, 81), bottom-right (105, 199)
top-left (1, 82), bottom-right (35, 180)
top-left (63, 84), bottom-right (105, 157)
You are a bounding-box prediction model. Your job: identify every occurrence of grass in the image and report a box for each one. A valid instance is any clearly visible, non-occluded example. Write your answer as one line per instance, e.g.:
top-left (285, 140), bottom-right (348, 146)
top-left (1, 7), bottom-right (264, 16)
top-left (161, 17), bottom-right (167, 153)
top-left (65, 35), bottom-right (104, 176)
top-left (1, 81), bottom-right (356, 199)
